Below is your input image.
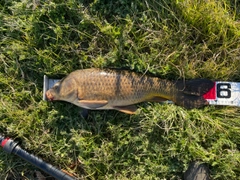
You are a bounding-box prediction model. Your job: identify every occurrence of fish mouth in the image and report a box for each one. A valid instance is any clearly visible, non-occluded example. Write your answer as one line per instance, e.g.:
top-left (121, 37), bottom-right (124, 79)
top-left (46, 91), bottom-right (54, 101)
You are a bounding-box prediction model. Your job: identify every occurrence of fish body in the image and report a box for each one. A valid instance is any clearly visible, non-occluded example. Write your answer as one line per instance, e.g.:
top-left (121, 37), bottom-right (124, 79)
top-left (46, 68), bottom-right (214, 114)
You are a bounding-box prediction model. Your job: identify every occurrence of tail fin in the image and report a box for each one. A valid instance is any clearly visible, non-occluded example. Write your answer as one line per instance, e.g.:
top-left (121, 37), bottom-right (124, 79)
top-left (174, 79), bottom-right (214, 109)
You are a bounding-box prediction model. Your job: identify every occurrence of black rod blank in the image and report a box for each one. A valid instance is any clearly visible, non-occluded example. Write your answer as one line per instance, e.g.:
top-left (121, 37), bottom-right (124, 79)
top-left (0, 135), bottom-right (76, 180)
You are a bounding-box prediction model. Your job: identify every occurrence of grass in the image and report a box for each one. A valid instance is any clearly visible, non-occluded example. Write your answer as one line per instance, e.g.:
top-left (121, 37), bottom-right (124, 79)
top-left (0, 0), bottom-right (240, 179)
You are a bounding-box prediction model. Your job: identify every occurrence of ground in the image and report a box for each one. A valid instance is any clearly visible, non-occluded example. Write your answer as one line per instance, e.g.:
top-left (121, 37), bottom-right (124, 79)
top-left (0, 0), bottom-right (240, 179)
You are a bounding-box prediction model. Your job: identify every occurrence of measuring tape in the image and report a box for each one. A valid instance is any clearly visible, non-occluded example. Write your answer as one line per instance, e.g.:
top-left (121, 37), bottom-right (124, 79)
top-left (43, 76), bottom-right (240, 107)
top-left (43, 75), bottom-right (61, 101)
top-left (203, 81), bottom-right (240, 106)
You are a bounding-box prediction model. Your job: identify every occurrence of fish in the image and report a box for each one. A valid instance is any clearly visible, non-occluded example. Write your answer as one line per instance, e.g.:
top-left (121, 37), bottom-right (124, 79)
top-left (45, 68), bottom-right (214, 114)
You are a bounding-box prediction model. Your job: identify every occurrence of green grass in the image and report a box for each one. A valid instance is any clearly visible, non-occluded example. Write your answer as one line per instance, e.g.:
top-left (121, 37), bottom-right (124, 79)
top-left (1, 0), bottom-right (240, 179)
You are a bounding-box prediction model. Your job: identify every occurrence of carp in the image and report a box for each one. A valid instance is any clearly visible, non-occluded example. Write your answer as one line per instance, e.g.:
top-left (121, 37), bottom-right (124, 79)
top-left (45, 68), bottom-right (214, 114)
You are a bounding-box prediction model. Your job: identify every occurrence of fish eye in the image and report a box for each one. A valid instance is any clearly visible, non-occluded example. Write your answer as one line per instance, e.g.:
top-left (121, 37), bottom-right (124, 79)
top-left (53, 85), bottom-right (58, 89)
top-left (53, 83), bottom-right (60, 90)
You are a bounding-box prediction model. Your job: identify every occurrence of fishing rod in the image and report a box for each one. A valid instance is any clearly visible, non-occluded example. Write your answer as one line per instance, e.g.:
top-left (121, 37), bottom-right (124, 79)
top-left (0, 135), bottom-right (76, 180)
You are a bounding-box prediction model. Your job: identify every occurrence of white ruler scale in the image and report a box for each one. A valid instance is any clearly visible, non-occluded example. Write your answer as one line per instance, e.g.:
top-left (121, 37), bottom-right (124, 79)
top-left (43, 76), bottom-right (240, 107)
top-left (203, 82), bottom-right (240, 107)
top-left (43, 75), bottom-right (61, 101)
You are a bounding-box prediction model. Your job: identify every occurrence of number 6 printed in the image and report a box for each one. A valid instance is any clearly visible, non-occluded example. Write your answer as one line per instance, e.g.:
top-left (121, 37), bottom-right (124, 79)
top-left (217, 83), bottom-right (231, 98)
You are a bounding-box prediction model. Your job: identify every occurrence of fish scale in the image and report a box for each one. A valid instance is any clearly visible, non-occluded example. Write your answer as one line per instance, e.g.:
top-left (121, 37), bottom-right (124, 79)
top-left (45, 68), bottom-right (214, 114)
top-left (78, 69), bottom-right (154, 103)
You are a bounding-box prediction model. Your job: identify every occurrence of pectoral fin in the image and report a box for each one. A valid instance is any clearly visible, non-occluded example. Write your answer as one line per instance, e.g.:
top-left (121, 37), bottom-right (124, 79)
top-left (78, 100), bottom-right (108, 109)
top-left (113, 105), bottom-right (138, 114)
